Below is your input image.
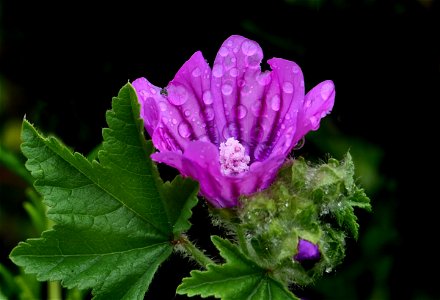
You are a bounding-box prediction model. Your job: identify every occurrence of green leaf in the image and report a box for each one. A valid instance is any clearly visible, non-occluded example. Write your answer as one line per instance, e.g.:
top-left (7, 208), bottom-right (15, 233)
top-left (10, 83), bottom-right (199, 300)
top-left (177, 236), bottom-right (299, 300)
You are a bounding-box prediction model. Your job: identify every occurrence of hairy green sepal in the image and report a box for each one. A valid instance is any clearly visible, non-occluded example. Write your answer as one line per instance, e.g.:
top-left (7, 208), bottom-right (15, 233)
top-left (236, 154), bottom-right (371, 286)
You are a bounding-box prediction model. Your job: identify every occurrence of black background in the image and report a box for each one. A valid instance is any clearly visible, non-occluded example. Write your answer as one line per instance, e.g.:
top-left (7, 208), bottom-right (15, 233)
top-left (1, 0), bottom-right (439, 299)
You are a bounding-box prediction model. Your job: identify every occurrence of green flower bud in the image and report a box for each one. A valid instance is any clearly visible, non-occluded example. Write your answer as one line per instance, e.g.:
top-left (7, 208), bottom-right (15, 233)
top-left (235, 153), bottom-right (371, 286)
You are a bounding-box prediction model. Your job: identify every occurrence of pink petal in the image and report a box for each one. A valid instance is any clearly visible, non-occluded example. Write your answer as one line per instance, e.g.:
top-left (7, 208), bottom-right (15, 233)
top-left (295, 80), bottom-right (335, 141)
top-left (133, 52), bottom-right (214, 152)
top-left (210, 35), bottom-right (268, 150)
top-left (167, 51), bottom-right (219, 145)
top-left (132, 77), bottom-right (162, 137)
top-left (252, 58), bottom-right (305, 161)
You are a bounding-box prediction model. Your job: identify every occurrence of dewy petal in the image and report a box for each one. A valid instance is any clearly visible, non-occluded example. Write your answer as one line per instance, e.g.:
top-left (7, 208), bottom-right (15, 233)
top-left (210, 35), bottom-right (268, 150)
top-left (133, 51), bottom-right (214, 152)
top-left (294, 80), bottom-right (335, 142)
top-left (252, 58), bottom-right (305, 161)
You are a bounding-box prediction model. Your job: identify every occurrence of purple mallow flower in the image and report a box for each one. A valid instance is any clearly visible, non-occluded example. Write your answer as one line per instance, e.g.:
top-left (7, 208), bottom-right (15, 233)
top-left (133, 35), bottom-right (335, 208)
top-left (294, 239), bottom-right (321, 262)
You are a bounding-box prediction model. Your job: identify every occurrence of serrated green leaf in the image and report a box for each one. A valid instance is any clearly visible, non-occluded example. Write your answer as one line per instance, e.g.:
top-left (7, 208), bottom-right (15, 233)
top-left (177, 236), bottom-right (299, 300)
top-left (10, 83), bottom-right (199, 300)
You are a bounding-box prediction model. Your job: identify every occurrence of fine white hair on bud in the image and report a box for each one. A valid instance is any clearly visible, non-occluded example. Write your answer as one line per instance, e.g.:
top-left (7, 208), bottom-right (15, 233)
top-left (219, 137), bottom-right (250, 175)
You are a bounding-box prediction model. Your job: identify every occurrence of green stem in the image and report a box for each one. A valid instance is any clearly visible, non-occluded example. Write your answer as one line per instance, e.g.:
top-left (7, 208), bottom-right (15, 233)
top-left (178, 235), bottom-right (215, 268)
top-left (48, 280), bottom-right (62, 300)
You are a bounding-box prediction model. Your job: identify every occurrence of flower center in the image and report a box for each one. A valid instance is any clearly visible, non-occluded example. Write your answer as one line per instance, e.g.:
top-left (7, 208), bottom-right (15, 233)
top-left (219, 137), bottom-right (250, 175)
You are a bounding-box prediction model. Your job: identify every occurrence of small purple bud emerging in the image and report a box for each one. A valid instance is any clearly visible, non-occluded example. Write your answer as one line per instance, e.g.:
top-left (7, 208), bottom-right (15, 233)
top-left (294, 239), bottom-right (320, 262)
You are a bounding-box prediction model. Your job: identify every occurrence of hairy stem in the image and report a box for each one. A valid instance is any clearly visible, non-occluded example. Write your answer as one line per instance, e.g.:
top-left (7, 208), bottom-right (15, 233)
top-left (176, 235), bottom-right (215, 268)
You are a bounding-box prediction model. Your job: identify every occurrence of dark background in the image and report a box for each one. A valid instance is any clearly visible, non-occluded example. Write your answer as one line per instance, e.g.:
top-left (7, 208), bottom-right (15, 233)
top-left (1, 0), bottom-right (438, 299)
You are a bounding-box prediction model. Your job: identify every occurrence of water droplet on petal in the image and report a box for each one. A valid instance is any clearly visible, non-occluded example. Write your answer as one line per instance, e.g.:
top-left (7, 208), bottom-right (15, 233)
top-left (202, 90), bottom-right (213, 105)
top-left (282, 82), bottom-right (294, 94)
top-left (191, 67), bottom-right (201, 77)
top-left (241, 40), bottom-right (258, 56)
top-left (219, 46), bottom-right (229, 57)
top-left (221, 84), bottom-right (233, 96)
top-left (246, 54), bottom-right (261, 68)
top-left (320, 82), bottom-right (333, 99)
top-left (172, 118), bottom-right (178, 125)
top-left (271, 95), bottom-right (281, 111)
top-left (201, 107), bottom-right (215, 121)
top-left (229, 67), bottom-right (239, 77)
top-left (222, 123), bottom-right (239, 139)
top-left (184, 110), bottom-right (191, 117)
top-left (234, 104), bottom-right (248, 119)
top-left (167, 85), bottom-right (188, 105)
top-left (158, 101), bottom-right (168, 111)
top-left (212, 64), bottom-right (224, 78)
top-left (293, 65), bottom-right (300, 73)
top-left (178, 122), bottom-right (191, 138)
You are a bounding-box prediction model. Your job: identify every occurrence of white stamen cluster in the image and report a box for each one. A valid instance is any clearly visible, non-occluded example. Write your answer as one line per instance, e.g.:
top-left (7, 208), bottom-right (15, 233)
top-left (219, 137), bottom-right (250, 175)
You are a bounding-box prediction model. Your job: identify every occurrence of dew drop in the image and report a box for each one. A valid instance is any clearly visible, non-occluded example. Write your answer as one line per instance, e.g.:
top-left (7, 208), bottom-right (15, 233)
top-left (293, 65), bottom-right (300, 73)
top-left (241, 40), bottom-right (258, 56)
top-left (158, 101), bottom-right (168, 111)
top-left (235, 104), bottom-right (248, 119)
top-left (229, 67), bottom-right (239, 77)
top-left (202, 90), bottom-right (213, 105)
top-left (201, 107), bottom-right (215, 121)
top-left (178, 123), bottom-right (191, 138)
top-left (184, 110), bottom-right (191, 117)
top-left (167, 85), bottom-right (188, 106)
top-left (191, 67), bottom-right (201, 77)
top-left (212, 64), bottom-right (224, 78)
top-left (271, 95), bottom-right (281, 111)
top-left (219, 46), bottom-right (229, 57)
top-left (172, 118), bottom-right (178, 125)
top-left (282, 82), bottom-right (294, 94)
top-left (320, 82), bottom-right (333, 99)
top-left (222, 123), bottom-right (239, 139)
top-left (221, 84), bottom-right (233, 96)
